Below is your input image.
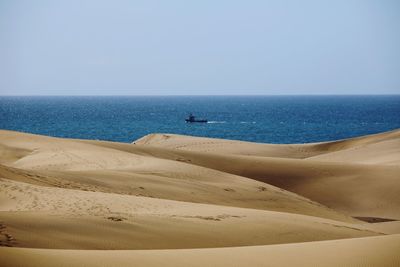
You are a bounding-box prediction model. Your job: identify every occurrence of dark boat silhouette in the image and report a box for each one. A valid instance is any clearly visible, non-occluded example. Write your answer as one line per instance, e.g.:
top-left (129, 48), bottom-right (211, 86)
top-left (185, 113), bottom-right (207, 123)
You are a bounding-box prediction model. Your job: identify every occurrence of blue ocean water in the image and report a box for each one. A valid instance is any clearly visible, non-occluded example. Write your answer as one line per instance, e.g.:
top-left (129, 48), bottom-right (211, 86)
top-left (1, 96), bottom-right (399, 144)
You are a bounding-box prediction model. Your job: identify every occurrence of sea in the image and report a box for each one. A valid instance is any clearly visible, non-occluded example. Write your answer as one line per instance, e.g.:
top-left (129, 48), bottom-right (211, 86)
top-left (1, 95), bottom-right (399, 144)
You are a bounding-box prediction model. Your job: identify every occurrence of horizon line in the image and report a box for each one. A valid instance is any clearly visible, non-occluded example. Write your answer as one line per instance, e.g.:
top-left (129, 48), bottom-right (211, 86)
top-left (1, 93), bottom-right (400, 97)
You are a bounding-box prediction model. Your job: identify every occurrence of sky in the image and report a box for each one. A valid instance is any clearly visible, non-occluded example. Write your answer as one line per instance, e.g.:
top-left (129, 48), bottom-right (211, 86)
top-left (0, 0), bottom-right (399, 95)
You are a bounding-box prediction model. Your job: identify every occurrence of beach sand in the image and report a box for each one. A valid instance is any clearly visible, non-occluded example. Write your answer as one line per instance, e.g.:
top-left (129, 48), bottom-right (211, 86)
top-left (0, 129), bottom-right (399, 266)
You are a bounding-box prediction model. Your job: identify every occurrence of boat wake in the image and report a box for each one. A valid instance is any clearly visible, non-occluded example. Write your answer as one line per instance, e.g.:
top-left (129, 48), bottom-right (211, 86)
top-left (207, 121), bottom-right (226, 124)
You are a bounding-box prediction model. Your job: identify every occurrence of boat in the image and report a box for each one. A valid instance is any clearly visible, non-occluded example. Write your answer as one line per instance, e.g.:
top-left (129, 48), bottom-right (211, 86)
top-left (185, 113), bottom-right (208, 123)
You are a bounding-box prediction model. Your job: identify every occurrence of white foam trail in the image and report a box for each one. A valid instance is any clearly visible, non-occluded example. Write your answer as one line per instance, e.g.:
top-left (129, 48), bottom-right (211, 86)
top-left (207, 121), bottom-right (226, 124)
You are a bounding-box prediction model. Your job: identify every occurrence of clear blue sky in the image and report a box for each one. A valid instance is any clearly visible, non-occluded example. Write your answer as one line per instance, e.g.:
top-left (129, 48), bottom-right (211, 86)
top-left (1, 0), bottom-right (399, 95)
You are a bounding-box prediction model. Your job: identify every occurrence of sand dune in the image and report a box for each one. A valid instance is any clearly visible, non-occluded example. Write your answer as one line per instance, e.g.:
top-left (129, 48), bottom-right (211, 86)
top-left (0, 179), bottom-right (379, 249)
top-left (0, 130), bottom-right (355, 221)
top-left (0, 129), bottom-right (399, 266)
top-left (133, 131), bottom-right (400, 220)
top-left (135, 129), bottom-right (400, 162)
top-left (134, 133), bottom-right (322, 158)
top-left (138, 151), bottom-right (400, 219)
top-left (1, 234), bottom-right (399, 267)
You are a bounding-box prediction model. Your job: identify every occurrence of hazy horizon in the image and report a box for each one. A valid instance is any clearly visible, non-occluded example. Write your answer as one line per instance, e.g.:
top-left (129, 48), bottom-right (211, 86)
top-left (1, 0), bottom-right (399, 95)
top-left (1, 93), bottom-right (400, 96)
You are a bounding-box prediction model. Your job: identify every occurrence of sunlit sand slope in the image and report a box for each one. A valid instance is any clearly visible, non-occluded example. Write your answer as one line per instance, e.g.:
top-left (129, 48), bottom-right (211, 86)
top-left (1, 234), bottom-right (399, 267)
top-left (135, 129), bottom-right (400, 164)
top-left (0, 179), bottom-right (378, 249)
